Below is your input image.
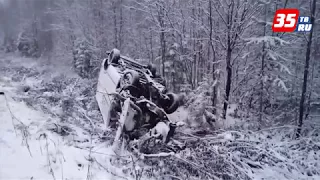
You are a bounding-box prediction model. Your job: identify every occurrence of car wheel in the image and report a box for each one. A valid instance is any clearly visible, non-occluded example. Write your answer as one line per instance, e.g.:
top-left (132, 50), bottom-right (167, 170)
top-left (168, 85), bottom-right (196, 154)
top-left (147, 63), bottom-right (157, 76)
top-left (164, 93), bottom-right (180, 114)
top-left (108, 48), bottom-right (120, 64)
top-left (119, 70), bottom-right (140, 89)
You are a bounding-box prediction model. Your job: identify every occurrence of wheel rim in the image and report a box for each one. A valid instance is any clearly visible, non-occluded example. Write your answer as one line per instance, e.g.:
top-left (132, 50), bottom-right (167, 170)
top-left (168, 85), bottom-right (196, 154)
top-left (121, 73), bottom-right (133, 88)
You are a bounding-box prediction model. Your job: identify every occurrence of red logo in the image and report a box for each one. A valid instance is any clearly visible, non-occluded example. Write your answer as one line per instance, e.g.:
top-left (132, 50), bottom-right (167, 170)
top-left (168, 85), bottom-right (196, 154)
top-left (272, 9), bottom-right (299, 32)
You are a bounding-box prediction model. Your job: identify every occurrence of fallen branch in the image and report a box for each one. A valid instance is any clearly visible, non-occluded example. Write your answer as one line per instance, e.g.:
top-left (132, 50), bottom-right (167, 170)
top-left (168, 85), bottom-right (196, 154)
top-left (74, 145), bottom-right (132, 159)
top-left (140, 152), bottom-right (175, 158)
top-left (79, 109), bottom-right (97, 131)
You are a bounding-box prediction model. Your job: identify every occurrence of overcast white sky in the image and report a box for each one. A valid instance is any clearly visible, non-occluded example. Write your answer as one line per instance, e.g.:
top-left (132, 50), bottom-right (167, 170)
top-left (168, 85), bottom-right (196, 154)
top-left (0, 0), bottom-right (7, 6)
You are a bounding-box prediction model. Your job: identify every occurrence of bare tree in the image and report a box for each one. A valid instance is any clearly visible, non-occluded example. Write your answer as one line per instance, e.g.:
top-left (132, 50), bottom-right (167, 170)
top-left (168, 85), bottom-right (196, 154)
top-left (259, 1), bottom-right (268, 123)
top-left (296, 0), bottom-right (317, 138)
top-left (212, 0), bottom-right (259, 119)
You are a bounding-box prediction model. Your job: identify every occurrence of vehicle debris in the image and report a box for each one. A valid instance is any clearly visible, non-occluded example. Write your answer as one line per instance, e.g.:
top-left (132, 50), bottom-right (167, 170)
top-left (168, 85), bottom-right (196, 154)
top-left (96, 48), bottom-right (186, 153)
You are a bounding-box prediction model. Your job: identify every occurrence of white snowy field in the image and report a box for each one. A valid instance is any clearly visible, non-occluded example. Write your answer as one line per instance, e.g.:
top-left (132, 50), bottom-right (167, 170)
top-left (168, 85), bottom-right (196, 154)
top-left (0, 81), bottom-right (133, 180)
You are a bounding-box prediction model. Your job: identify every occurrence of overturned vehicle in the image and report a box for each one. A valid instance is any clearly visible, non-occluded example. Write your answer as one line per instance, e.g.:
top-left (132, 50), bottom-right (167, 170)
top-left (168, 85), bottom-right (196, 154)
top-left (96, 49), bottom-right (185, 153)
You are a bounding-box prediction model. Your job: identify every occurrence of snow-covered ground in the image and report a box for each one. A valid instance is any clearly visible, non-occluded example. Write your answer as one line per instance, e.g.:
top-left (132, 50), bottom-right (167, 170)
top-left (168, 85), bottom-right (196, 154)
top-left (0, 55), bottom-right (132, 180)
top-left (1, 53), bottom-right (320, 180)
top-left (0, 83), bottom-right (130, 180)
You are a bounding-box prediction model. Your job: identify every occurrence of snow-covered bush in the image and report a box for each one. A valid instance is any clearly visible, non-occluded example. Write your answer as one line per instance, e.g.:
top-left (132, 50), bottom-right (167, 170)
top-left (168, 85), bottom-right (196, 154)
top-left (3, 37), bottom-right (17, 53)
top-left (132, 126), bottom-right (320, 180)
top-left (11, 66), bottom-right (41, 82)
top-left (30, 76), bottom-right (99, 118)
top-left (185, 76), bottom-right (217, 128)
top-left (8, 70), bottom-right (103, 140)
top-left (17, 31), bottom-right (40, 58)
top-left (72, 39), bottom-right (94, 78)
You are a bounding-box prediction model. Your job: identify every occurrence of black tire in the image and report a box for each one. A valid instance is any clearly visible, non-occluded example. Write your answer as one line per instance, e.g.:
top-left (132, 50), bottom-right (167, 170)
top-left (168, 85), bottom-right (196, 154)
top-left (147, 63), bottom-right (157, 76)
top-left (119, 70), bottom-right (140, 89)
top-left (108, 48), bottom-right (120, 64)
top-left (164, 93), bottom-right (180, 114)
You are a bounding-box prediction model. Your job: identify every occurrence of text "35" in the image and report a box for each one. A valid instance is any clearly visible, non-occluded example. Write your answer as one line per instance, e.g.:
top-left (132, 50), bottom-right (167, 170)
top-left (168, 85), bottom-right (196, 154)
top-left (272, 9), bottom-right (299, 32)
